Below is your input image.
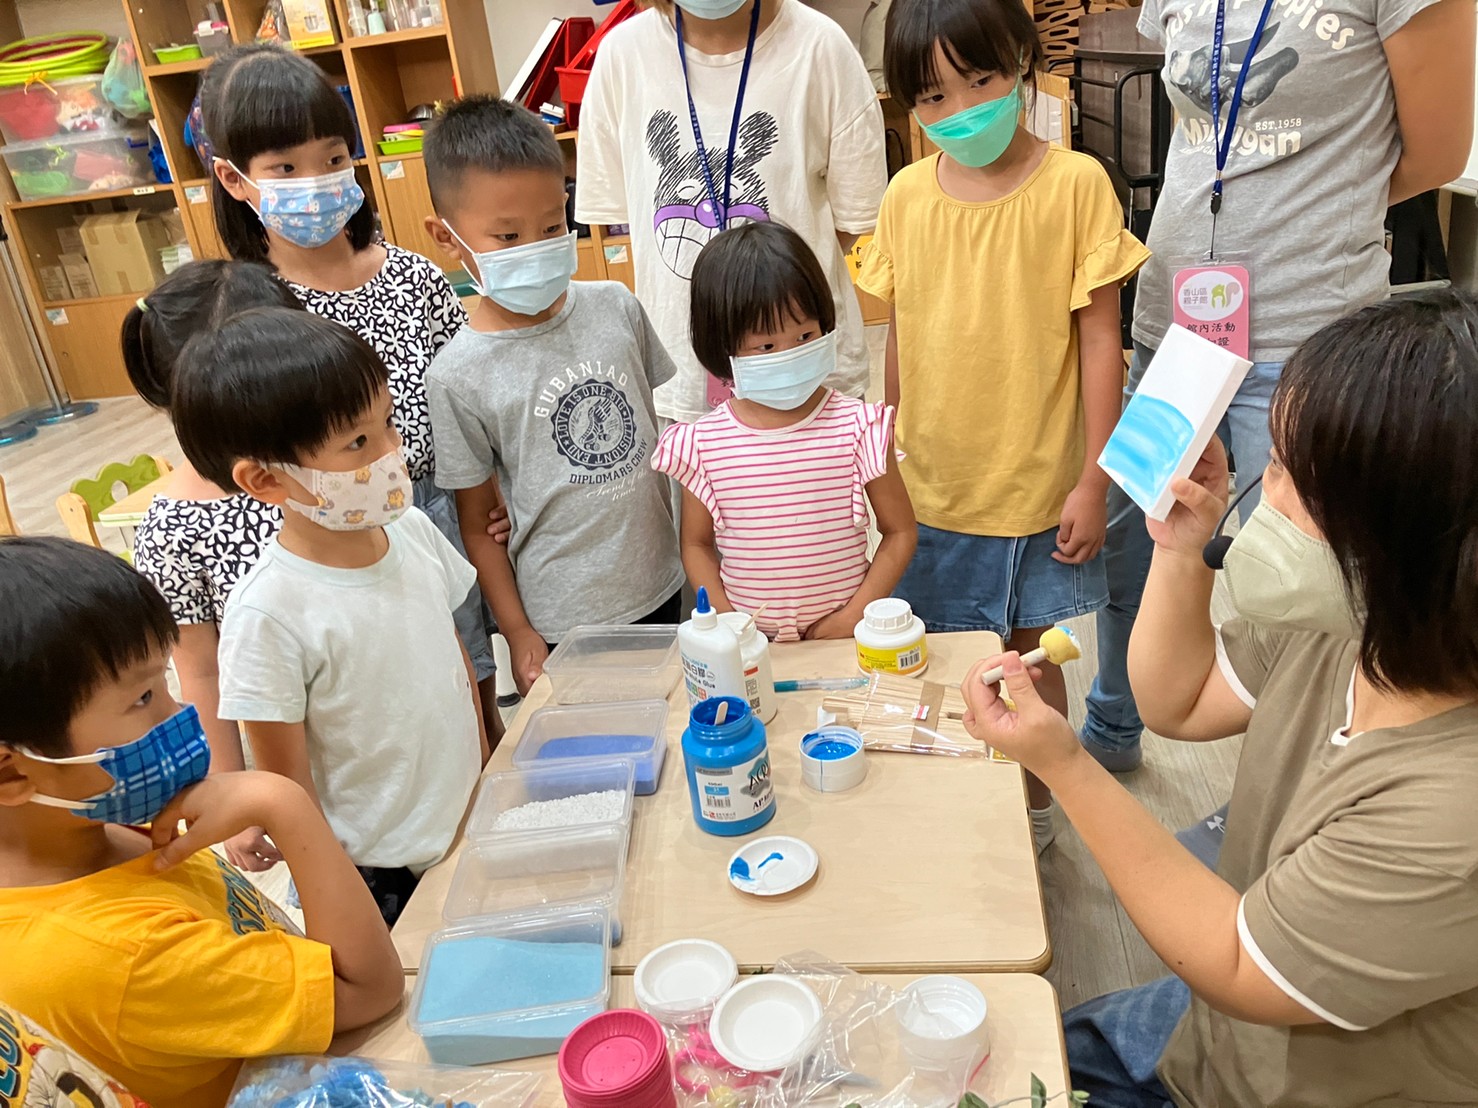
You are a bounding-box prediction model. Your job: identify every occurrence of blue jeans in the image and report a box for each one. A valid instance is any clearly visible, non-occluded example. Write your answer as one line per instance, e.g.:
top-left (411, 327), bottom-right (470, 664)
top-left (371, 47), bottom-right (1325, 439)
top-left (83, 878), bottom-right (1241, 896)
top-left (1065, 975), bottom-right (1190, 1107)
top-left (1082, 344), bottom-right (1281, 752)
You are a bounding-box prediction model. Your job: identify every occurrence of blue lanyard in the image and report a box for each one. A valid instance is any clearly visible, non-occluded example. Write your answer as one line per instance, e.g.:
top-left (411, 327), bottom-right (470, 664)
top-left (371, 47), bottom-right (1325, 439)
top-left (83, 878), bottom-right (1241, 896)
top-left (1209, 0), bottom-right (1277, 216)
top-left (675, 0), bottom-right (762, 231)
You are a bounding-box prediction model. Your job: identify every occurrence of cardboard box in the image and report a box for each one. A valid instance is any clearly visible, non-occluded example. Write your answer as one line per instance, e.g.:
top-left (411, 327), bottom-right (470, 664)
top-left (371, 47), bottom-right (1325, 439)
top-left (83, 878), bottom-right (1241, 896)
top-left (56, 225), bottom-right (84, 255)
top-left (282, 0), bottom-right (337, 47)
top-left (58, 253), bottom-right (98, 300)
top-left (38, 265), bottom-right (72, 302)
top-left (79, 211), bottom-right (172, 296)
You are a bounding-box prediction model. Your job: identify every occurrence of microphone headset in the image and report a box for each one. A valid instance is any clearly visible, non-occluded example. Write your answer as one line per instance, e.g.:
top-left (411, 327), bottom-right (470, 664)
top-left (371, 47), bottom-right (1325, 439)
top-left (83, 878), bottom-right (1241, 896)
top-left (1201, 475), bottom-right (1264, 570)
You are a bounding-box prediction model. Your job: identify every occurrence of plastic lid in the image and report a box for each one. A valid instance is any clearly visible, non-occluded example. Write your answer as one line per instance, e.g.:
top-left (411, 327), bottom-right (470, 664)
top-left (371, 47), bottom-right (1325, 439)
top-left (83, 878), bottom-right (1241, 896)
top-left (559, 1009), bottom-right (668, 1098)
top-left (863, 597), bottom-right (915, 634)
top-left (708, 975), bottom-right (824, 1073)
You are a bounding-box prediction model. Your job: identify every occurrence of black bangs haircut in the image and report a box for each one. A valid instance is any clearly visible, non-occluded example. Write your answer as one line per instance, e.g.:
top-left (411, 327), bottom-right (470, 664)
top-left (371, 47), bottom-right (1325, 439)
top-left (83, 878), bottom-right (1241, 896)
top-left (689, 222), bottom-right (837, 382)
top-left (424, 94), bottom-right (566, 214)
top-left (200, 44), bottom-right (373, 264)
top-left (171, 308), bottom-right (389, 491)
top-left (884, 0), bottom-right (1044, 108)
top-left (0, 537), bottom-right (178, 756)
top-left (123, 260), bottom-right (304, 410)
top-left (1271, 288), bottom-right (1478, 698)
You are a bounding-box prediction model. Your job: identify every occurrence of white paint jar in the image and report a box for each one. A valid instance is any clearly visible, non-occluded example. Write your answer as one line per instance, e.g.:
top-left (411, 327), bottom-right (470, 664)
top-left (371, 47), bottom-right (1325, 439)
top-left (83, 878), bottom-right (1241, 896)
top-left (718, 611), bottom-right (777, 722)
top-left (853, 597), bottom-right (928, 677)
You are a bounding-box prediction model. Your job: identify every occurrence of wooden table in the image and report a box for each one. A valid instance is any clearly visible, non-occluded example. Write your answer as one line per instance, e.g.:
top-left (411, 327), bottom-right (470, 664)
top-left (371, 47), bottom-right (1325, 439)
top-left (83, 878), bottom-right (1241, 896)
top-left (96, 473), bottom-right (172, 525)
top-left (332, 973), bottom-right (1070, 1106)
top-left (393, 633), bottom-right (1051, 976)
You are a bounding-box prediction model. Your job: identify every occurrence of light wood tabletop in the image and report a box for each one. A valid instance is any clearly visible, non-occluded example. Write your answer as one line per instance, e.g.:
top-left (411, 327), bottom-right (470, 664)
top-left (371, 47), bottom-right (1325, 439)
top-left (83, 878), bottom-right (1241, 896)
top-left (393, 632), bottom-right (1052, 977)
top-left (331, 972), bottom-right (1070, 1106)
top-left (95, 472), bottom-right (172, 525)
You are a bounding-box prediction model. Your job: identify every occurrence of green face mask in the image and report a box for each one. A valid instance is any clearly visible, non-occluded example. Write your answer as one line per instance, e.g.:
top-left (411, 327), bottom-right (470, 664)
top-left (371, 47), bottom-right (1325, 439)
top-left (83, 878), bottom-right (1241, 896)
top-left (917, 79), bottom-right (1022, 168)
top-left (1222, 500), bottom-right (1363, 638)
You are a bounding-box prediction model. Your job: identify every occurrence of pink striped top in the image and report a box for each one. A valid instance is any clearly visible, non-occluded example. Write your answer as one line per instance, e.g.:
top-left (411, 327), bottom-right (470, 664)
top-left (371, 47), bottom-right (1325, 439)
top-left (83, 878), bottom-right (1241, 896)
top-left (652, 390), bottom-right (895, 641)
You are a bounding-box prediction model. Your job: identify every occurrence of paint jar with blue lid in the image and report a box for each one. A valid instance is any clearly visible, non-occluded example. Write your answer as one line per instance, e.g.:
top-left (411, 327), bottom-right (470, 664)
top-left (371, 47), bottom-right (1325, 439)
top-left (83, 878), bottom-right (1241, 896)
top-left (681, 696), bottom-right (776, 837)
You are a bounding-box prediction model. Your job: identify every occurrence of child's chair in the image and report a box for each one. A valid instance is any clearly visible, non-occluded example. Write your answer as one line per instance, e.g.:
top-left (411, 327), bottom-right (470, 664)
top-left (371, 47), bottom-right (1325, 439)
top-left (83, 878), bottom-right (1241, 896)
top-left (56, 454), bottom-right (172, 557)
top-left (0, 474), bottom-right (17, 536)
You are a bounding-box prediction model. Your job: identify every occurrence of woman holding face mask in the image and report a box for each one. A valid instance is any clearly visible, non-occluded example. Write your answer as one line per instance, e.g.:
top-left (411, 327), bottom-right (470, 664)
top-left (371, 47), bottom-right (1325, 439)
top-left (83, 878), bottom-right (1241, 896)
top-left (963, 288), bottom-right (1478, 1107)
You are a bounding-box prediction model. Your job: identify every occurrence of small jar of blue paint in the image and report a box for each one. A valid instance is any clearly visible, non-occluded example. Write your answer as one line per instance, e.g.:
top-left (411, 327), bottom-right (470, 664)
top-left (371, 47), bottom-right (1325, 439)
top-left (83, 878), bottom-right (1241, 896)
top-left (681, 696), bottom-right (776, 837)
top-left (799, 727), bottom-right (867, 792)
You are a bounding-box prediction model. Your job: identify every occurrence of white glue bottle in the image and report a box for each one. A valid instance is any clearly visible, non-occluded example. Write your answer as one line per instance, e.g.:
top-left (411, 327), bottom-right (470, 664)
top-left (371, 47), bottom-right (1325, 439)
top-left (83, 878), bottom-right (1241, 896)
top-left (679, 587), bottom-right (747, 707)
top-left (718, 611), bottom-right (777, 722)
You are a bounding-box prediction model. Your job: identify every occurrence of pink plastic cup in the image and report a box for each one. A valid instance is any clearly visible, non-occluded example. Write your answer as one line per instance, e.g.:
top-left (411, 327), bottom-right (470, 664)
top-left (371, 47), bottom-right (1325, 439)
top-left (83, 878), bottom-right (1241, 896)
top-left (559, 1009), bottom-right (677, 1108)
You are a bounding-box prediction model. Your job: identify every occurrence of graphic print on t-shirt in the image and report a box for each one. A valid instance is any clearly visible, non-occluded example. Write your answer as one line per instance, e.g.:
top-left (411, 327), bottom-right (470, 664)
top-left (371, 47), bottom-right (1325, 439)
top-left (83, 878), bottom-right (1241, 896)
top-left (538, 363), bottom-right (651, 494)
top-left (646, 108), bottom-right (777, 278)
top-left (1166, 20), bottom-right (1299, 115)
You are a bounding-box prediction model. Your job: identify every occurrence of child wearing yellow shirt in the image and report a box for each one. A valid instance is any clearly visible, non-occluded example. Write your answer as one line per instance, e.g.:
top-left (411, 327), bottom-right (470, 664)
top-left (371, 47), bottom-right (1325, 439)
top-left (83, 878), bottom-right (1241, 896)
top-left (0, 537), bottom-right (403, 1108)
top-left (858, 0), bottom-right (1148, 850)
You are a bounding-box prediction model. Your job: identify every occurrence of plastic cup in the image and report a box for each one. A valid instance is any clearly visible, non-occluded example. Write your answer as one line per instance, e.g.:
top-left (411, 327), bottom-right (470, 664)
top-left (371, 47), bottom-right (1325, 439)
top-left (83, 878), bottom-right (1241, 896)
top-left (559, 1009), bottom-right (675, 1107)
top-left (896, 976), bottom-right (989, 1070)
top-left (634, 939), bottom-right (738, 1028)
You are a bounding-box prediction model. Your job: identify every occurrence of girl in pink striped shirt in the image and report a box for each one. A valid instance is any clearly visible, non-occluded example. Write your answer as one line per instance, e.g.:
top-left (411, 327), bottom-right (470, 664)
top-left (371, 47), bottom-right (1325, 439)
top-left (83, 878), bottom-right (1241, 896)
top-left (652, 223), bottom-right (917, 641)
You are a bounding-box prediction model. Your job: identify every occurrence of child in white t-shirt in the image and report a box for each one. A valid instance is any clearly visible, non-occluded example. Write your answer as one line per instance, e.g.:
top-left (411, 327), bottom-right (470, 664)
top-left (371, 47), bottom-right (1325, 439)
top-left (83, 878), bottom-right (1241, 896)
top-left (576, 0), bottom-right (887, 422)
top-left (171, 307), bottom-right (489, 925)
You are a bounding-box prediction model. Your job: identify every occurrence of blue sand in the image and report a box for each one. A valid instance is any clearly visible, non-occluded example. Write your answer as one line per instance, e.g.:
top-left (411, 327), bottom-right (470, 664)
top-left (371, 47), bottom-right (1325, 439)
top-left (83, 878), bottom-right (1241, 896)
top-left (807, 740), bottom-right (858, 760)
top-left (420, 936), bottom-right (604, 1022)
top-left (730, 851), bottom-right (785, 882)
top-left (1099, 393), bottom-right (1195, 510)
top-left (534, 733), bottom-right (662, 793)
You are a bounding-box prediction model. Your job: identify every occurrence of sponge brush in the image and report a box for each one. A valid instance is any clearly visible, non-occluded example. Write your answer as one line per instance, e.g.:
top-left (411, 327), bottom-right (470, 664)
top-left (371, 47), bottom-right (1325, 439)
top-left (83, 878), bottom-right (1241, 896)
top-left (979, 625), bottom-right (1082, 686)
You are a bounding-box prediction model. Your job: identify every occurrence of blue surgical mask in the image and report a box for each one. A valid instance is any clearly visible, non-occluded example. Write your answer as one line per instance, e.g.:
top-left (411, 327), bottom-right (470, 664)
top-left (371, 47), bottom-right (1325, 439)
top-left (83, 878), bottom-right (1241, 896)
top-left (730, 330), bottom-right (837, 411)
top-left (919, 80), bottom-right (1022, 168)
top-left (445, 224), bottom-right (578, 316)
top-left (228, 162), bottom-right (365, 249)
top-left (24, 704), bottom-right (211, 826)
top-left (676, 0), bottom-right (752, 17)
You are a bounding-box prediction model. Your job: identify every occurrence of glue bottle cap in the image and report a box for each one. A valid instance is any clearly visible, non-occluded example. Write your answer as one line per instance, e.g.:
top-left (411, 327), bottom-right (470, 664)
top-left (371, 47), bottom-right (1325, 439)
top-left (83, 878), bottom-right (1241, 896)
top-left (691, 586), bottom-right (718, 629)
top-left (863, 597), bottom-right (915, 634)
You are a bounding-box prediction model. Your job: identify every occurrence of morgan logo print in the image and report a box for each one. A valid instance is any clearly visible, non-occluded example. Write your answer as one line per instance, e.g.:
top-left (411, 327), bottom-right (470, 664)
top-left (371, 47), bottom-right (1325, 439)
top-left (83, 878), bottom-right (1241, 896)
top-left (551, 380), bottom-right (638, 472)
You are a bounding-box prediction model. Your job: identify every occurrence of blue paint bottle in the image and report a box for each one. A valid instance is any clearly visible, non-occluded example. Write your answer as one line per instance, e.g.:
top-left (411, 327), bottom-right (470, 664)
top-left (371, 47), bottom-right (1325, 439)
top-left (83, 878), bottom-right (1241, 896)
top-left (682, 696), bottom-right (776, 837)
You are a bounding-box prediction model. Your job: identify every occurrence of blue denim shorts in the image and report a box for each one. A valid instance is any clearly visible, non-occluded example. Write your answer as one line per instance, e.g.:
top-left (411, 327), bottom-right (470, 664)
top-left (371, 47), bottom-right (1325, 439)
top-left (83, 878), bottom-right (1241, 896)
top-left (896, 523), bottom-right (1108, 636)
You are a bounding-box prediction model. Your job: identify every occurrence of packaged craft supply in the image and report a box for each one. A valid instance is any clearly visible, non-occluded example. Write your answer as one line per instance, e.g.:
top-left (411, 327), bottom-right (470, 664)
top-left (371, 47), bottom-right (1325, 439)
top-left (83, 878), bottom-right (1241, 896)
top-left (227, 1054), bottom-right (541, 1107)
top-left (678, 588), bottom-right (746, 707)
top-left (853, 597), bottom-right (928, 677)
top-left (718, 610), bottom-right (777, 722)
top-left (681, 695), bottom-right (776, 836)
top-left (822, 673), bottom-right (1010, 759)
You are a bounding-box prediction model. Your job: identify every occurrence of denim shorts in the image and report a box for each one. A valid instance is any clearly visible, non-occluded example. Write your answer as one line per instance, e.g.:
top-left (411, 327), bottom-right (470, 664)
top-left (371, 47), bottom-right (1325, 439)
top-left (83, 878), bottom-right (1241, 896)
top-left (896, 522), bottom-right (1108, 637)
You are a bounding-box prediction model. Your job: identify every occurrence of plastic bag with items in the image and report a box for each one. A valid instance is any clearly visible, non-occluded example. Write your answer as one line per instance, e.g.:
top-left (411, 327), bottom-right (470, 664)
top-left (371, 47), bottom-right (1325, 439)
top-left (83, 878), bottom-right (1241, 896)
top-left (227, 1055), bottom-right (541, 1108)
top-left (818, 676), bottom-right (1011, 760)
top-left (102, 40), bottom-right (152, 119)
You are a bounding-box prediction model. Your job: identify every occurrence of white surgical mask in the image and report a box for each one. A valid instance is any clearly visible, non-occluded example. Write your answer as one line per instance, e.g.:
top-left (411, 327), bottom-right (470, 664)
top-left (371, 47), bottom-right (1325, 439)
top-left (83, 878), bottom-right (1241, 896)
top-left (1223, 500), bottom-right (1363, 638)
top-left (676, 0), bottom-right (752, 17)
top-left (730, 330), bottom-right (837, 411)
top-left (444, 223), bottom-right (577, 316)
top-left (277, 449), bottom-right (411, 531)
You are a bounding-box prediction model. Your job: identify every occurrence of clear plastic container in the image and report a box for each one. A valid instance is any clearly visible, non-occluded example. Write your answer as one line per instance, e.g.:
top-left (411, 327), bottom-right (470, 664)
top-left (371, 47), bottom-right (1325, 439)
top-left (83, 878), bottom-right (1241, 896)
top-left (2, 129), bottom-right (152, 201)
top-left (0, 75), bottom-right (115, 145)
top-left (409, 905), bottom-right (612, 1064)
top-left (466, 760), bottom-right (635, 845)
top-left (544, 624), bottom-right (680, 705)
top-left (444, 823), bottom-right (628, 926)
top-left (511, 700), bottom-right (669, 795)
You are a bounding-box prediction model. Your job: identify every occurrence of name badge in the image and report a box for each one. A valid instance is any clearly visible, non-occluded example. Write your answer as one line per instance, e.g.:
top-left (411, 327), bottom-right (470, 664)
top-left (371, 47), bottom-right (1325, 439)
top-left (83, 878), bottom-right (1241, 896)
top-left (1172, 264), bottom-right (1251, 361)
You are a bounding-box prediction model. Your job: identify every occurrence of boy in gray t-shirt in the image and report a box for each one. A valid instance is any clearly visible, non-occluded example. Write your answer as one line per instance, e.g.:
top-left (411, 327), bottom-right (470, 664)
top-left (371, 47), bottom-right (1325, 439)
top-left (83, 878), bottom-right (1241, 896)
top-left (423, 96), bottom-right (685, 696)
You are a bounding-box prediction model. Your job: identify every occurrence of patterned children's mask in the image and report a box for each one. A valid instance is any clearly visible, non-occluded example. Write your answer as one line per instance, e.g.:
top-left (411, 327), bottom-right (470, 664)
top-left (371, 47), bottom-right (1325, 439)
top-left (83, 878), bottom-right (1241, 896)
top-left (277, 449), bottom-right (412, 531)
top-left (228, 162), bottom-right (365, 249)
top-left (25, 704), bottom-right (210, 826)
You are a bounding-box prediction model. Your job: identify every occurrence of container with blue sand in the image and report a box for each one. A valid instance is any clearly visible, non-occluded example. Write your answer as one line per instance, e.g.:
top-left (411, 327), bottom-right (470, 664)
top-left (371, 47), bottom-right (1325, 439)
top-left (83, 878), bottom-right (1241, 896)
top-left (409, 906), bottom-right (612, 1064)
top-left (512, 700), bottom-right (669, 795)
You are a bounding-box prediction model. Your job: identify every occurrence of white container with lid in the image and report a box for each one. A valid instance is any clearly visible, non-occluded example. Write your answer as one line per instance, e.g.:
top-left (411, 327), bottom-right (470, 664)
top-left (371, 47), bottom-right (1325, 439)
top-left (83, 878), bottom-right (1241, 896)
top-left (718, 610), bottom-right (777, 722)
top-left (853, 597), bottom-right (928, 677)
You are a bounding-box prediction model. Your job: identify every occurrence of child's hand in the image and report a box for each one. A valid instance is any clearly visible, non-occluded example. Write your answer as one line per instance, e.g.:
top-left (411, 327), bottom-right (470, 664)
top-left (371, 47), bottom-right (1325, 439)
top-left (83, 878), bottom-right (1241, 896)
top-left (485, 502), bottom-right (511, 546)
top-left (150, 771), bottom-right (306, 871)
top-left (1054, 482), bottom-right (1108, 564)
top-left (803, 606), bottom-right (858, 641)
top-left (223, 826), bottom-right (284, 872)
top-left (1144, 437), bottom-right (1231, 558)
top-left (506, 626), bottom-right (549, 696)
top-left (962, 653), bottom-right (1082, 781)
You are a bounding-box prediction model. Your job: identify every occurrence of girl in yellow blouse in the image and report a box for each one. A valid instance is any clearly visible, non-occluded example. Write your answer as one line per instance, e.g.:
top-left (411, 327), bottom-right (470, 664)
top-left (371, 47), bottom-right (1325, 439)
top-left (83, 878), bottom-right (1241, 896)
top-left (858, 0), bottom-right (1148, 851)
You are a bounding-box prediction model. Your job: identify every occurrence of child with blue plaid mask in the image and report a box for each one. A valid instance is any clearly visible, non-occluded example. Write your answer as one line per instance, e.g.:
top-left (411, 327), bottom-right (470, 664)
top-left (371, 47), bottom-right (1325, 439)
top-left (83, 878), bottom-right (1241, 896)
top-left (0, 537), bottom-right (402, 1108)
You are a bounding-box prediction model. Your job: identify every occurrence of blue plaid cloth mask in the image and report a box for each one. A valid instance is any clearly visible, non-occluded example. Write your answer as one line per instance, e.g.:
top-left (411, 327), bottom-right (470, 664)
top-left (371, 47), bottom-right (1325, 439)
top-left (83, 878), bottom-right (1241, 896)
top-left (24, 704), bottom-right (211, 826)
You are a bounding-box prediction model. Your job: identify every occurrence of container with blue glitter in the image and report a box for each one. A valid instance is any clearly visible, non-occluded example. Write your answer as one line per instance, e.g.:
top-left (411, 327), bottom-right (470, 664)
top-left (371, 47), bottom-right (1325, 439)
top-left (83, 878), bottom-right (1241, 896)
top-left (799, 727), bottom-right (867, 792)
top-left (511, 700), bottom-right (669, 794)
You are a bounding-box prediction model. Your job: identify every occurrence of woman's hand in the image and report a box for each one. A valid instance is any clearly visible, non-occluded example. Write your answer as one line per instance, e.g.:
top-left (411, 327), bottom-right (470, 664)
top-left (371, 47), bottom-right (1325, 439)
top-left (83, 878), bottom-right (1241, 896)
top-left (962, 653), bottom-right (1083, 782)
top-left (1145, 437), bottom-right (1231, 557)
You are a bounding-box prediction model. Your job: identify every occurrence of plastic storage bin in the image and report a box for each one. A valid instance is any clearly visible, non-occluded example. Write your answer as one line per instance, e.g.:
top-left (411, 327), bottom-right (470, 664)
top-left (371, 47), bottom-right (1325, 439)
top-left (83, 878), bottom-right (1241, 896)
top-left (512, 700), bottom-right (669, 795)
top-left (0, 75), bottom-right (114, 145)
top-left (544, 624), bottom-right (680, 705)
top-left (444, 823), bottom-right (628, 932)
top-left (409, 905), bottom-right (612, 1064)
top-left (466, 760), bottom-right (635, 845)
top-left (2, 129), bottom-right (152, 201)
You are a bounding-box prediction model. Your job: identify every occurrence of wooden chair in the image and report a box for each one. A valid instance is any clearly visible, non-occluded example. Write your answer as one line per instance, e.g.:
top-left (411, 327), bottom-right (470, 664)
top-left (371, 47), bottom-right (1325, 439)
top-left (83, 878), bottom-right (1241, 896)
top-left (0, 474), bottom-right (17, 536)
top-left (56, 454), bottom-right (172, 556)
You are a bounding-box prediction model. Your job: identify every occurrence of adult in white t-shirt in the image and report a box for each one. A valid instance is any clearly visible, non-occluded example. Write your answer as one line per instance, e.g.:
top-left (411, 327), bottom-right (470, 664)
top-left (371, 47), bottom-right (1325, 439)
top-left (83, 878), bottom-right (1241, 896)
top-left (577, 0), bottom-right (887, 423)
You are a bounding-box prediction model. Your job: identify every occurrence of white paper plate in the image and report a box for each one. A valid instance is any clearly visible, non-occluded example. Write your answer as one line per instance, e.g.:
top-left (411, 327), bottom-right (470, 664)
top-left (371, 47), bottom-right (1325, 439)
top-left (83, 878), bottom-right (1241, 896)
top-left (709, 975), bottom-right (824, 1073)
top-left (633, 938), bottom-right (738, 1020)
top-left (727, 835), bottom-right (818, 896)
